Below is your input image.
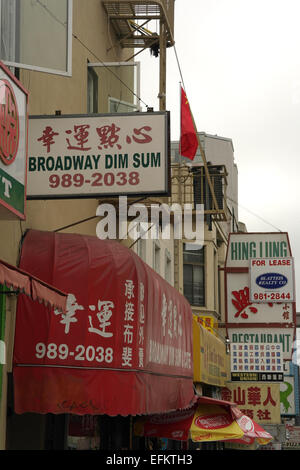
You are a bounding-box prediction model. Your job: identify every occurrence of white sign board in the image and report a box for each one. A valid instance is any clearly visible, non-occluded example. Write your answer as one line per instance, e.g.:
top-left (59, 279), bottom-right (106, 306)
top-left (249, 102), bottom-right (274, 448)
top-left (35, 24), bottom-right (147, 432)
top-left (27, 112), bottom-right (170, 199)
top-left (226, 272), bottom-right (293, 324)
top-left (250, 257), bottom-right (295, 303)
top-left (226, 232), bottom-right (291, 268)
top-left (231, 343), bottom-right (283, 375)
top-left (228, 328), bottom-right (295, 361)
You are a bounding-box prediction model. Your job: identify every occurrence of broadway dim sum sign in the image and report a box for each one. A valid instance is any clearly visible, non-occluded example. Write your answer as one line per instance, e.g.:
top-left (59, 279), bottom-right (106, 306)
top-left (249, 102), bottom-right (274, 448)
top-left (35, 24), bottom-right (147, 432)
top-left (27, 112), bottom-right (170, 199)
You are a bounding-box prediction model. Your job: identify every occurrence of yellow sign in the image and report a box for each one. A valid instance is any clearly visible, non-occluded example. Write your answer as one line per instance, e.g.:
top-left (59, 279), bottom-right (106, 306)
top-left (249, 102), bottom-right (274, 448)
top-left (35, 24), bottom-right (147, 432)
top-left (197, 315), bottom-right (217, 335)
top-left (221, 382), bottom-right (281, 424)
top-left (193, 316), bottom-right (230, 387)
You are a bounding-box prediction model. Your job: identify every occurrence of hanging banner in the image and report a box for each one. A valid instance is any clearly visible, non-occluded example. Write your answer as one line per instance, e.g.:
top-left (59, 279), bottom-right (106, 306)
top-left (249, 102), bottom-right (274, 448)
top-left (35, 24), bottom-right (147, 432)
top-left (13, 229), bottom-right (195, 416)
top-left (27, 112), bottom-right (170, 199)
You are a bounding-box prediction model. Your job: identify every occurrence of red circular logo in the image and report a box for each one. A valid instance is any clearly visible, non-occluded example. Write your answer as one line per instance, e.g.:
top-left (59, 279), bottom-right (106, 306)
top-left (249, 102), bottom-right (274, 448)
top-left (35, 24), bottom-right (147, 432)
top-left (194, 413), bottom-right (233, 430)
top-left (0, 79), bottom-right (19, 165)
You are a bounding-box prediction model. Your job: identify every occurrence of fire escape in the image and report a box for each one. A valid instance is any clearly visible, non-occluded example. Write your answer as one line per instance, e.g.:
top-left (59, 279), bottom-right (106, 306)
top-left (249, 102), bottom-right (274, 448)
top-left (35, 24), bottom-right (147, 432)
top-left (102, 0), bottom-right (174, 111)
top-left (102, 0), bottom-right (227, 223)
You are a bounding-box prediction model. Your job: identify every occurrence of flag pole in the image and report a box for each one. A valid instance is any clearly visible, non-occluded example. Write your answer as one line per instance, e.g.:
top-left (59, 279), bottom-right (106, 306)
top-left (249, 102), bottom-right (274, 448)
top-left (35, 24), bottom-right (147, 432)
top-left (180, 86), bottom-right (219, 212)
top-left (179, 81), bottom-right (182, 156)
top-left (175, 44), bottom-right (219, 211)
top-left (190, 110), bottom-right (219, 212)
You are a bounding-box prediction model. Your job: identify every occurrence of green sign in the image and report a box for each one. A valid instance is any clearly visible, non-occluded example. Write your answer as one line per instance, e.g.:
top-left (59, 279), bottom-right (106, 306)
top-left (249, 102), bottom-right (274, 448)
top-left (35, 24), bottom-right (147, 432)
top-left (0, 62), bottom-right (28, 219)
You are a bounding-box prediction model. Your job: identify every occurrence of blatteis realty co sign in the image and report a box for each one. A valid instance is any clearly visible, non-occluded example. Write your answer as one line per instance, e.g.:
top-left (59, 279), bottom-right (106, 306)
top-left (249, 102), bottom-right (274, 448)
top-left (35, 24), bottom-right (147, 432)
top-left (250, 257), bottom-right (295, 303)
top-left (0, 61), bottom-right (28, 219)
top-left (27, 112), bottom-right (170, 199)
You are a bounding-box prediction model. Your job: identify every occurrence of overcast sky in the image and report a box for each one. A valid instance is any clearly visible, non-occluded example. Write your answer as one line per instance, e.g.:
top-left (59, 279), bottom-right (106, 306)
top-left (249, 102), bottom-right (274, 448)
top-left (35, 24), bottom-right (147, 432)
top-left (138, 0), bottom-right (300, 310)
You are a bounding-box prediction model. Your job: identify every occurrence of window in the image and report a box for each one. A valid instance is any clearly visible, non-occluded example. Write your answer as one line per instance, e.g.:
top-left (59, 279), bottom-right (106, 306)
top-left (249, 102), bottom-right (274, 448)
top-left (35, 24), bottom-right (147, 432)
top-left (0, 0), bottom-right (72, 76)
top-left (87, 66), bottom-right (98, 113)
top-left (109, 97), bottom-right (137, 113)
top-left (153, 241), bottom-right (160, 274)
top-left (165, 249), bottom-right (172, 284)
top-left (183, 244), bottom-right (205, 306)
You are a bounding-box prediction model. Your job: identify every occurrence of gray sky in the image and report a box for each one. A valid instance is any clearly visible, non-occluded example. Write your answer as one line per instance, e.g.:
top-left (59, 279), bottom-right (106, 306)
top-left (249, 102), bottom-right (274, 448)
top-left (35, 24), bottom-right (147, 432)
top-left (139, 0), bottom-right (300, 310)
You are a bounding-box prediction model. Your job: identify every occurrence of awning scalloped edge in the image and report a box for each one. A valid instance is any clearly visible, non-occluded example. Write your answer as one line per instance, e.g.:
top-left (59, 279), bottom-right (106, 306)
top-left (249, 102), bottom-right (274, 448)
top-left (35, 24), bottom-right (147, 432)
top-left (0, 259), bottom-right (67, 313)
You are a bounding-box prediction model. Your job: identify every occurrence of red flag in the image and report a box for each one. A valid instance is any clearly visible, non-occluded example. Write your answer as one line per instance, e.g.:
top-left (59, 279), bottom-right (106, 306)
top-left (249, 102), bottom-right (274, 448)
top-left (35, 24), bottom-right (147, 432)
top-left (179, 86), bottom-right (198, 160)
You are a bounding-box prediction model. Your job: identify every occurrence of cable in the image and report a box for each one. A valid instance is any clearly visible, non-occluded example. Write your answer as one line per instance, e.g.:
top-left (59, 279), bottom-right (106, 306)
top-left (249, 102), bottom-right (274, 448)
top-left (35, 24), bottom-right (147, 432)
top-left (227, 196), bottom-right (282, 232)
top-left (173, 42), bottom-right (283, 235)
top-left (73, 34), bottom-right (149, 109)
top-left (35, 0), bottom-right (149, 109)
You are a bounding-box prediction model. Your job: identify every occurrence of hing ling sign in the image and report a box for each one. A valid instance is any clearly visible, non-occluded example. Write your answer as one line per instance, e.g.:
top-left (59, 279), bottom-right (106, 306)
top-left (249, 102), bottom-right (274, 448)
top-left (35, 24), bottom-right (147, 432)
top-left (27, 112), bottom-right (170, 199)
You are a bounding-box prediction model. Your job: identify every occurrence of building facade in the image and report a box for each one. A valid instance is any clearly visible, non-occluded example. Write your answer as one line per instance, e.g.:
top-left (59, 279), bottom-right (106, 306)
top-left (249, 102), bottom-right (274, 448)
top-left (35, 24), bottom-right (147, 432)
top-left (0, 0), bottom-right (240, 451)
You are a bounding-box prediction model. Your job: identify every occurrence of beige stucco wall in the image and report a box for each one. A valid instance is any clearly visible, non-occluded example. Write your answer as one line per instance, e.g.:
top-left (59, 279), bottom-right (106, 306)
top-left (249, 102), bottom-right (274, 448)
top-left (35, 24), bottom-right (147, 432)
top-left (0, 0), bottom-right (135, 449)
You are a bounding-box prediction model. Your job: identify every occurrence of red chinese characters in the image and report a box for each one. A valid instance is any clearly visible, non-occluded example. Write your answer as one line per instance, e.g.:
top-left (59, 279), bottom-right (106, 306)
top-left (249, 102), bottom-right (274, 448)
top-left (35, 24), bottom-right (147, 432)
top-left (221, 385), bottom-right (278, 423)
top-left (36, 122), bottom-right (153, 153)
top-left (37, 126), bottom-right (59, 153)
top-left (231, 287), bottom-right (258, 319)
top-left (66, 125), bottom-right (92, 151)
top-left (0, 79), bottom-right (19, 165)
top-left (231, 286), bottom-right (275, 319)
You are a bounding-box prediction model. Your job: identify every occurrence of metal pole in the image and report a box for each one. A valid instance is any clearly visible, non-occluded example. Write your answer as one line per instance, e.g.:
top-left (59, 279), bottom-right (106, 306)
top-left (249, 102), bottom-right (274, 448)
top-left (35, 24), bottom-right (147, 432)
top-left (159, 20), bottom-right (166, 111)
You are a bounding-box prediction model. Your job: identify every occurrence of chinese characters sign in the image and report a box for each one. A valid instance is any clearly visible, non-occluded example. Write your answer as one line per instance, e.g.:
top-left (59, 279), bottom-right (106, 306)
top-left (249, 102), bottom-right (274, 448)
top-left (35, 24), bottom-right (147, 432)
top-left (27, 112), bottom-right (170, 198)
top-left (225, 233), bottom-right (296, 365)
top-left (193, 316), bottom-right (230, 387)
top-left (0, 62), bottom-right (28, 219)
top-left (13, 229), bottom-right (194, 416)
top-left (227, 273), bottom-right (294, 324)
top-left (222, 382), bottom-right (281, 424)
top-left (228, 328), bottom-right (294, 362)
top-left (231, 343), bottom-right (283, 382)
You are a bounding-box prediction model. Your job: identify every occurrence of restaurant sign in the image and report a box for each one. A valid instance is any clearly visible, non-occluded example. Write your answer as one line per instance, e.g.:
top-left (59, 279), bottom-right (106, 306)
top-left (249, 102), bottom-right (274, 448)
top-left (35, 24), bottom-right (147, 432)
top-left (27, 112), bottom-right (170, 199)
top-left (0, 61), bottom-right (28, 219)
top-left (225, 232), bottom-right (291, 268)
top-left (228, 328), bottom-right (295, 362)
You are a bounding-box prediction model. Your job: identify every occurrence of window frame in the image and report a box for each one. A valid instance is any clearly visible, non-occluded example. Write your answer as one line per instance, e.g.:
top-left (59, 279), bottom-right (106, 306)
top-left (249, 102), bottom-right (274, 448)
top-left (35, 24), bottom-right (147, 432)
top-left (183, 244), bottom-right (205, 306)
top-left (0, 0), bottom-right (73, 76)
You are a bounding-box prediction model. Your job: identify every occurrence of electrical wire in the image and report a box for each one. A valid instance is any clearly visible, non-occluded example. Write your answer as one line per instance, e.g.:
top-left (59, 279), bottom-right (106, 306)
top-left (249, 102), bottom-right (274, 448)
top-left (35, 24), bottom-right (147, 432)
top-left (35, 0), bottom-right (149, 109)
top-left (227, 196), bottom-right (282, 232)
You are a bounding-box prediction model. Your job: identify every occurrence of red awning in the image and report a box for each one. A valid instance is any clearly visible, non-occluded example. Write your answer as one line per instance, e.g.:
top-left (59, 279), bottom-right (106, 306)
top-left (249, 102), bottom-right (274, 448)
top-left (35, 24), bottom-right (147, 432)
top-left (13, 229), bottom-right (195, 416)
top-left (0, 258), bottom-right (67, 312)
